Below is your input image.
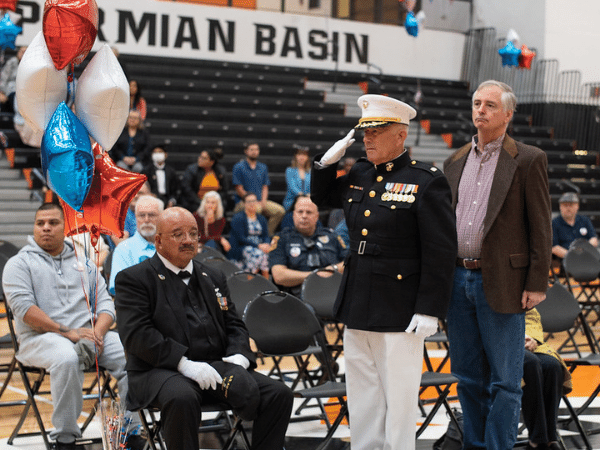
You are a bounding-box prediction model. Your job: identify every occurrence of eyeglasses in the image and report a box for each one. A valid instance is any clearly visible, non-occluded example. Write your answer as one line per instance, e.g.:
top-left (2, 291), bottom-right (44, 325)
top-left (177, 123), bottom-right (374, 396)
top-left (162, 230), bottom-right (199, 242)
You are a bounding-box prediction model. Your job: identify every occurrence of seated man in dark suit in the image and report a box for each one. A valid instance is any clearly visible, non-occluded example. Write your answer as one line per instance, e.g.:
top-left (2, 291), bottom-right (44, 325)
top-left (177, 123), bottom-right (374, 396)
top-left (114, 207), bottom-right (293, 450)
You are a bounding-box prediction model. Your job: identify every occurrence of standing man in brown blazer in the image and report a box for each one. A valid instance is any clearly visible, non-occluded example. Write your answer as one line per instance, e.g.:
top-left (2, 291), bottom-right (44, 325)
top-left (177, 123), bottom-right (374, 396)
top-left (443, 80), bottom-right (552, 450)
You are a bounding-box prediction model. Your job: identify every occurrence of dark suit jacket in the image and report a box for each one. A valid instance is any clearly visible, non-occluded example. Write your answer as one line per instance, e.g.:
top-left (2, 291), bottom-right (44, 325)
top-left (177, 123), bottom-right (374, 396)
top-left (141, 163), bottom-right (181, 206)
top-left (311, 152), bottom-right (457, 332)
top-left (443, 135), bottom-right (552, 314)
top-left (114, 254), bottom-right (256, 410)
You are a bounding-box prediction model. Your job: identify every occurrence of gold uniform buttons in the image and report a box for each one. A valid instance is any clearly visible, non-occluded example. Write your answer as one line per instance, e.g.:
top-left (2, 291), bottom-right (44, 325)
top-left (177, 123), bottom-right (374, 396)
top-left (364, 210), bottom-right (371, 217)
top-left (376, 176), bottom-right (383, 182)
top-left (397, 274), bottom-right (403, 280)
top-left (369, 190), bottom-right (376, 198)
top-left (391, 205), bottom-right (396, 209)
top-left (348, 198), bottom-right (352, 203)
top-left (361, 229), bottom-right (368, 236)
top-left (411, 161), bottom-right (416, 165)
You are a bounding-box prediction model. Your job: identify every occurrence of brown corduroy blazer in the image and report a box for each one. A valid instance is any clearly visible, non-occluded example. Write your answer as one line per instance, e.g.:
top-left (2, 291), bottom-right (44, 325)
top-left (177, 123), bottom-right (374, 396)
top-left (443, 135), bottom-right (552, 314)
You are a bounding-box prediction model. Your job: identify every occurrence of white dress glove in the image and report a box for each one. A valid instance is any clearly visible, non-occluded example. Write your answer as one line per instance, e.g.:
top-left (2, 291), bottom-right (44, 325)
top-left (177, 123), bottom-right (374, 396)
top-left (405, 313), bottom-right (439, 338)
top-left (319, 129), bottom-right (355, 167)
top-left (177, 356), bottom-right (223, 390)
top-left (222, 354), bottom-right (250, 370)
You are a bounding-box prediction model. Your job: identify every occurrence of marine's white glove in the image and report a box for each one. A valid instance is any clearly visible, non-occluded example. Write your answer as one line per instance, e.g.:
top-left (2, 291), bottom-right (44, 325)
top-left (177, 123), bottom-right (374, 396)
top-left (177, 356), bottom-right (223, 390)
top-left (222, 354), bottom-right (250, 370)
top-left (319, 129), bottom-right (355, 167)
top-left (405, 313), bottom-right (438, 338)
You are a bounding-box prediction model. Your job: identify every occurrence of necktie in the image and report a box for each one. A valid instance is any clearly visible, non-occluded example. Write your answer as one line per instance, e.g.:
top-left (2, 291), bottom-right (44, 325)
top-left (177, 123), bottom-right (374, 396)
top-left (178, 270), bottom-right (191, 279)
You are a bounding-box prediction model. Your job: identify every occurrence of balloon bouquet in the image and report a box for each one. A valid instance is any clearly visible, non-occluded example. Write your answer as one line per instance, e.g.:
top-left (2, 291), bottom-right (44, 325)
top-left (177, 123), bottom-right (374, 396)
top-left (15, 1), bottom-right (146, 448)
top-left (498, 29), bottom-right (537, 69)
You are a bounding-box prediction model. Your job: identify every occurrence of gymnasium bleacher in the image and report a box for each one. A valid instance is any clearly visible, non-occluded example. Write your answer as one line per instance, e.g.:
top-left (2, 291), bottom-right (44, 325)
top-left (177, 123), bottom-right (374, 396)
top-left (2, 52), bottom-right (600, 239)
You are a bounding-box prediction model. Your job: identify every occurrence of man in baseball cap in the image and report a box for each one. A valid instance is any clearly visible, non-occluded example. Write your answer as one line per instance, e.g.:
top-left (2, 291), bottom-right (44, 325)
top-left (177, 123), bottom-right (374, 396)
top-left (552, 191), bottom-right (598, 259)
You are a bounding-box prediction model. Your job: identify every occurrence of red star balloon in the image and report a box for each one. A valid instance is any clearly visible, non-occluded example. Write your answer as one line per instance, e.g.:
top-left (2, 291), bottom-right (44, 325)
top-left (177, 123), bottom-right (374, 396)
top-left (0, 1), bottom-right (18, 11)
top-left (43, 0), bottom-right (98, 70)
top-left (61, 143), bottom-right (147, 241)
top-left (519, 44), bottom-right (536, 69)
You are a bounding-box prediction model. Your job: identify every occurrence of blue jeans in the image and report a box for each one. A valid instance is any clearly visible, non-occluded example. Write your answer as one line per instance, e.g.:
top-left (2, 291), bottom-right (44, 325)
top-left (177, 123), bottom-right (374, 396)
top-left (447, 267), bottom-right (525, 450)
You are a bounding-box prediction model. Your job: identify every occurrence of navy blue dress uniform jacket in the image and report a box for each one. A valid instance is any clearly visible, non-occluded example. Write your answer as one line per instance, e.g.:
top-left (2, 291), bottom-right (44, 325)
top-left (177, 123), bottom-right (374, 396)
top-left (114, 254), bottom-right (256, 411)
top-left (311, 151), bottom-right (458, 332)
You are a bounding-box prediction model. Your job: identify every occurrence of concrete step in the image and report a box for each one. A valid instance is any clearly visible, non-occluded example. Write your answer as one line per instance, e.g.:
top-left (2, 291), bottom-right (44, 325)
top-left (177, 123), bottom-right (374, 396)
top-left (0, 179), bottom-right (29, 188)
top-left (2, 210), bottom-right (36, 223)
top-left (0, 168), bottom-right (22, 180)
top-left (0, 223), bottom-right (33, 233)
top-left (0, 188), bottom-right (32, 201)
top-left (0, 234), bottom-right (28, 248)
top-left (0, 199), bottom-right (41, 210)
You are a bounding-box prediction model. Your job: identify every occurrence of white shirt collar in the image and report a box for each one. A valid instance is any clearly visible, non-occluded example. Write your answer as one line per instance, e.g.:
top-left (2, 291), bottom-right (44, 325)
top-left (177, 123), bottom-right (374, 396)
top-left (157, 253), bottom-right (194, 277)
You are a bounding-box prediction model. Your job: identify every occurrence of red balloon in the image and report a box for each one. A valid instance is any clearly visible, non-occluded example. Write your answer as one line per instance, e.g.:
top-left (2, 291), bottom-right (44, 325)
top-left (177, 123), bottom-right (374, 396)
top-left (0, 1), bottom-right (18, 11)
top-left (519, 44), bottom-right (536, 69)
top-left (43, 0), bottom-right (98, 70)
top-left (61, 144), bottom-right (147, 240)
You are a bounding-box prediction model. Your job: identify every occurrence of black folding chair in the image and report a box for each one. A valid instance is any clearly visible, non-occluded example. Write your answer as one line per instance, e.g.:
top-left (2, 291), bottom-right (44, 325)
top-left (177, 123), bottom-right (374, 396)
top-left (193, 245), bottom-right (225, 262)
top-left (536, 278), bottom-right (594, 449)
top-left (226, 271), bottom-right (278, 313)
top-left (4, 304), bottom-right (118, 449)
top-left (243, 291), bottom-right (348, 449)
top-left (139, 402), bottom-right (251, 450)
top-left (201, 256), bottom-right (241, 279)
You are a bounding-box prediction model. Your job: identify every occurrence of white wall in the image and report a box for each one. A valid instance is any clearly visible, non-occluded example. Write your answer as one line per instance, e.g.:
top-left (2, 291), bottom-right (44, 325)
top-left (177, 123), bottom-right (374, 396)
top-left (544, 0), bottom-right (600, 84)
top-left (471, 0), bottom-right (600, 85)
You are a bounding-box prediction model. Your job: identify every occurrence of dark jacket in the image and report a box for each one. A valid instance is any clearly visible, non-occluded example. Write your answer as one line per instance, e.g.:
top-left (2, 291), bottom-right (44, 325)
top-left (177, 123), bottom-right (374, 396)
top-left (180, 162), bottom-right (230, 212)
top-left (141, 162), bottom-right (181, 206)
top-left (227, 211), bottom-right (270, 261)
top-left (311, 151), bottom-right (457, 332)
top-left (114, 254), bottom-right (255, 410)
top-left (443, 135), bottom-right (552, 313)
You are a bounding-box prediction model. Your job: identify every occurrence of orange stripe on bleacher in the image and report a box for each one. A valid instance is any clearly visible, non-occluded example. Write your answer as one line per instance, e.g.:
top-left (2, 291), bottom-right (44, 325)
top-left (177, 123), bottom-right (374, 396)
top-left (441, 133), bottom-right (453, 148)
top-left (5, 147), bottom-right (14, 168)
top-left (420, 120), bottom-right (431, 134)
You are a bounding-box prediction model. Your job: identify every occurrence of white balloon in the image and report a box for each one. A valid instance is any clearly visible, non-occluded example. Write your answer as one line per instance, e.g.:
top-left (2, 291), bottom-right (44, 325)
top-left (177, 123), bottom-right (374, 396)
top-left (75, 44), bottom-right (129, 151)
top-left (15, 31), bottom-right (68, 135)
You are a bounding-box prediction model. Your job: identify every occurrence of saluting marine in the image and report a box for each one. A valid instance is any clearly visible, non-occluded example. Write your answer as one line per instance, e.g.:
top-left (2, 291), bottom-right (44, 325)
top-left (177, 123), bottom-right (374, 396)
top-left (311, 94), bottom-right (457, 450)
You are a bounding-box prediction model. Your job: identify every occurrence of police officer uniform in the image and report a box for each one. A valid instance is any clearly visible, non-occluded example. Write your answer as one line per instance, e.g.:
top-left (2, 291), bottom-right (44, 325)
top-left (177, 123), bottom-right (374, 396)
top-left (268, 224), bottom-right (348, 296)
top-left (311, 94), bottom-right (457, 450)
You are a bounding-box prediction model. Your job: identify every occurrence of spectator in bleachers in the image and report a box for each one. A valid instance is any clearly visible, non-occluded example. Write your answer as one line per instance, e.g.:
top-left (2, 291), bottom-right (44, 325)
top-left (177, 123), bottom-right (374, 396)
top-left (232, 142), bottom-right (285, 236)
top-left (282, 145), bottom-right (311, 211)
top-left (552, 192), bottom-right (598, 259)
top-left (0, 45), bottom-right (26, 113)
top-left (228, 193), bottom-right (270, 277)
top-left (193, 190), bottom-right (231, 254)
top-left (336, 156), bottom-right (356, 178)
top-left (129, 79), bottom-right (147, 120)
top-left (269, 195), bottom-right (347, 297)
top-left (142, 144), bottom-right (180, 208)
top-left (522, 308), bottom-right (571, 450)
top-left (180, 148), bottom-right (229, 212)
top-left (108, 182), bottom-right (152, 249)
top-left (111, 110), bottom-right (151, 173)
top-left (108, 195), bottom-right (163, 296)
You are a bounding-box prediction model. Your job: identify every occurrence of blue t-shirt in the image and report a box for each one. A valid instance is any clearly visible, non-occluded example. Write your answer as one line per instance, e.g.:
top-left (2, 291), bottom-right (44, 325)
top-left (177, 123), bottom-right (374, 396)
top-left (552, 214), bottom-right (597, 249)
top-left (232, 159), bottom-right (270, 203)
top-left (108, 232), bottom-right (156, 295)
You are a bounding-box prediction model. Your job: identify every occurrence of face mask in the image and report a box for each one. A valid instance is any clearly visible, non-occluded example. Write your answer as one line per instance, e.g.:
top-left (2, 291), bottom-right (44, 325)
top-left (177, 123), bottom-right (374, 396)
top-left (152, 152), bottom-right (166, 164)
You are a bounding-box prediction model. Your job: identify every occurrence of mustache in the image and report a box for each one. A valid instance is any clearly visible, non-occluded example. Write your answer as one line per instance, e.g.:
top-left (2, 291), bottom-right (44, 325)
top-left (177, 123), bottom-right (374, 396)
top-left (179, 244), bottom-right (196, 252)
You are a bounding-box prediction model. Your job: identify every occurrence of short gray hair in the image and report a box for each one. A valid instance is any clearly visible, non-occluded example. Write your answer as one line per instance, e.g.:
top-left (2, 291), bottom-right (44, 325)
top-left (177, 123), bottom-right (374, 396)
top-left (135, 195), bottom-right (164, 214)
top-left (473, 80), bottom-right (517, 113)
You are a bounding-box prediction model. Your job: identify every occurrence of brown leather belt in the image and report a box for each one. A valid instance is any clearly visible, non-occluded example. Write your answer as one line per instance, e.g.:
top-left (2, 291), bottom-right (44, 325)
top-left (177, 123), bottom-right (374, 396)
top-left (456, 257), bottom-right (482, 270)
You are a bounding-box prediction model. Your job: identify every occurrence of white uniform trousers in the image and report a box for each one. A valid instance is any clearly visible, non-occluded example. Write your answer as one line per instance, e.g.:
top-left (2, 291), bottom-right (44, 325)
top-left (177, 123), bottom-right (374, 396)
top-left (344, 328), bottom-right (424, 450)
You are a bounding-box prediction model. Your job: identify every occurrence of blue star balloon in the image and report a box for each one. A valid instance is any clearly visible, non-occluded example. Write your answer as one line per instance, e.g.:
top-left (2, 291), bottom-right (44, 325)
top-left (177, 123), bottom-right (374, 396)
top-left (498, 41), bottom-right (521, 67)
top-left (41, 102), bottom-right (94, 212)
top-left (405, 11), bottom-right (419, 37)
top-left (0, 13), bottom-right (22, 50)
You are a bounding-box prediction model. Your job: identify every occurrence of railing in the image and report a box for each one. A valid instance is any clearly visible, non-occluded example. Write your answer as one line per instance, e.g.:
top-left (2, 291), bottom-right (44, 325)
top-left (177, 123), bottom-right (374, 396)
top-left (462, 28), bottom-right (600, 150)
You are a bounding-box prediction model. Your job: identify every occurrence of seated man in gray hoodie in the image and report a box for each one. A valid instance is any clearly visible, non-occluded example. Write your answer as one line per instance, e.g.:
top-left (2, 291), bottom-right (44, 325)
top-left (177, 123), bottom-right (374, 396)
top-left (2, 202), bottom-right (142, 450)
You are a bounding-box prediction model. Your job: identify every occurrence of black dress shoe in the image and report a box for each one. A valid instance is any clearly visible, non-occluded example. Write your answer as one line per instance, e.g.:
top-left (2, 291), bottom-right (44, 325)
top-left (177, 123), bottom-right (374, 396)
top-left (126, 434), bottom-right (148, 450)
top-left (54, 441), bottom-right (80, 450)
